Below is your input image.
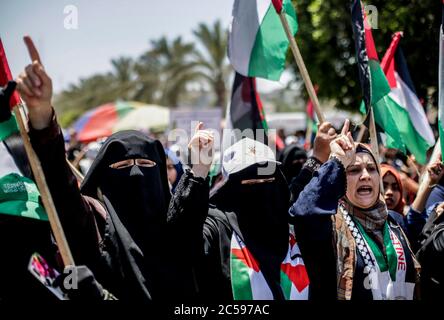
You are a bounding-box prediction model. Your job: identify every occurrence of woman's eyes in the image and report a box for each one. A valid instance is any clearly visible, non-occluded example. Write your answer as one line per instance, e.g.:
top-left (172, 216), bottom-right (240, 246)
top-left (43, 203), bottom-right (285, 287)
top-left (110, 160), bottom-right (134, 169)
top-left (136, 159), bottom-right (156, 167)
top-left (109, 159), bottom-right (156, 169)
top-left (347, 165), bottom-right (376, 174)
top-left (348, 167), bottom-right (360, 174)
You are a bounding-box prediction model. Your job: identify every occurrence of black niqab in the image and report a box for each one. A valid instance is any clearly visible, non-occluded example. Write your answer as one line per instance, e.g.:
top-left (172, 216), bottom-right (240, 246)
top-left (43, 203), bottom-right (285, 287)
top-left (210, 163), bottom-right (290, 300)
top-left (279, 144), bottom-right (307, 183)
top-left (81, 130), bottom-right (171, 246)
top-left (80, 130), bottom-right (172, 299)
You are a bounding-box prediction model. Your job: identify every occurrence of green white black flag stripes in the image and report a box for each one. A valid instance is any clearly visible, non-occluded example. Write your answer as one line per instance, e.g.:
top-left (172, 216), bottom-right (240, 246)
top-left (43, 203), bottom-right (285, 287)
top-left (228, 0), bottom-right (298, 81)
top-left (380, 33), bottom-right (435, 164)
top-left (352, 0), bottom-right (434, 163)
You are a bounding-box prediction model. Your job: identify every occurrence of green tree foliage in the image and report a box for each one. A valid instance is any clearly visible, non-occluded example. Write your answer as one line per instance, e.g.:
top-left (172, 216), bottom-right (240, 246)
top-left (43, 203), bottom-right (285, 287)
top-left (291, 0), bottom-right (441, 111)
top-left (193, 20), bottom-right (231, 108)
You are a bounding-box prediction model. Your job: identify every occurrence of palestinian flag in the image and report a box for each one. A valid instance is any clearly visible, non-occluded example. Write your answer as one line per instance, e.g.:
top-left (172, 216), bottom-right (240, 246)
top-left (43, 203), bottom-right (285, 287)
top-left (380, 32), bottom-right (435, 164)
top-left (439, 0), bottom-right (444, 161)
top-left (306, 84), bottom-right (319, 131)
top-left (280, 233), bottom-right (310, 299)
top-left (230, 232), bottom-right (309, 300)
top-left (0, 37), bottom-right (20, 173)
top-left (351, 0), bottom-right (406, 156)
top-left (0, 38), bottom-right (21, 109)
top-left (303, 85), bottom-right (318, 149)
top-left (228, 0), bottom-right (298, 81)
top-left (222, 72), bottom-right (269, 152)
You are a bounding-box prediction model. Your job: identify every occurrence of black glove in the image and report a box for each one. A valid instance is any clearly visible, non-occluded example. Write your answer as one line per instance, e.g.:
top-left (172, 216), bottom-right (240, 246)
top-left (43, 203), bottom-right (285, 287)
top-left (0, 81), bottom-right (17, 122)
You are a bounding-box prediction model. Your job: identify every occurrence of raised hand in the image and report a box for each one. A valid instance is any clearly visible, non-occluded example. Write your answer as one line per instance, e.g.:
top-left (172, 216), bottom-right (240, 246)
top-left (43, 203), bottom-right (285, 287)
top-left (188, 122), bottom-right (214, 178)
top-left (427, 157), bottom-right (444, 186)
top-left (312, 121), bottom-right (337, 163)
top-left (329, 119), bottom-right (355, 168)
top-left (16, 36), bottom-right (53, 129)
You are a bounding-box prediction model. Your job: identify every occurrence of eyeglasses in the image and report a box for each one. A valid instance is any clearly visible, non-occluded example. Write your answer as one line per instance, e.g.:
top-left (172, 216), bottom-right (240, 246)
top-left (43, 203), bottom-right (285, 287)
top-left (109, 158), bottom-right (157, 169)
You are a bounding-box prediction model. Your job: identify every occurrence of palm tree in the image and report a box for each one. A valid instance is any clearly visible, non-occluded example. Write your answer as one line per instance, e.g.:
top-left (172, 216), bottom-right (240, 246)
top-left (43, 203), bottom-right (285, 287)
top-left (149, 36), bottom-right (202, 107)
top-left (110, 56), bottom-right (136, 100)
top-left (132, 51), bottom-right (162, 103)
top-left (193, 20), bottom-right (231, 109)
top-left (55, 73), bottom-right (117, 126)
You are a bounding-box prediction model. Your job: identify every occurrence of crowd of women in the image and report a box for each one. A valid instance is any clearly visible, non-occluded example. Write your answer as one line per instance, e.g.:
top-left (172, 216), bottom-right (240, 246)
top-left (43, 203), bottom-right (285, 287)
top-left (0, 36), bottom-right (443, 301)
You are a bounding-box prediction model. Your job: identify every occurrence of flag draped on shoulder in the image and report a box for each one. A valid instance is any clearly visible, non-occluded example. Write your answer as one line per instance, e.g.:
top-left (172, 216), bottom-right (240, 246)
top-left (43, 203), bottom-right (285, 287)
top-left (380, 32), bottom-right (435, 164)
top-left (439, 1), bottom-right (444, 162)
top-left (228, 0), bottom-right (298, 81)
top-left (230, 231), bottom-right (310, 300)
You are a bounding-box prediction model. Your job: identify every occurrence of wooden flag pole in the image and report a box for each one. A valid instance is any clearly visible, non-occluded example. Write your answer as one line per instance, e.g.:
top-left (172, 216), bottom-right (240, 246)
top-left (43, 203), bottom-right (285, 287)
top-left (368, 108), bottom-right (385, 194)
top-left (416, 140), bottom-right (441, 197)
top-left (277, 11), bottom-right (325, 124)
top-left (409, 140), bottom-right (441, 213)
top-left (368, 109), bottom-right (380, 161)
top-left (67, 159), bottom-right (84, 182)
top-left (304, 120), bottom-right (313, 150)
top-left (356, 124), bottom-right (367, 143)
top-left (14, 103), bottom-right (75, 267)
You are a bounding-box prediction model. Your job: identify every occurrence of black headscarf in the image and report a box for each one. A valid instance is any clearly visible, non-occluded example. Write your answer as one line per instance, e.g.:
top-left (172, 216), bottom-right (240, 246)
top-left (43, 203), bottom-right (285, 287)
top-left (279, 144), bottom-right (307, 183)
top-left (210, 163), bottom-right (290, 299)
top-left (81, 130), bottom-right (171, 248)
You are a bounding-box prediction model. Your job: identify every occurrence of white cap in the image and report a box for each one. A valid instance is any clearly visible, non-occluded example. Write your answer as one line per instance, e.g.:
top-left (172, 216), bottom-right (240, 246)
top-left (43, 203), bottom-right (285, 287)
top-left (222, 137), bottom-right (278, 177)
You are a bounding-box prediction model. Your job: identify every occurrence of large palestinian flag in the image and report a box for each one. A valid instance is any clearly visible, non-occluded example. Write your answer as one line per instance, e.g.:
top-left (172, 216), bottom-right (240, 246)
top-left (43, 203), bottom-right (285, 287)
top-left (228, 0), bottom-right (298, 81)
top-left (351, 1), bottom-right (406, 156)
top-left (380, 32), bottom-right (435, 164)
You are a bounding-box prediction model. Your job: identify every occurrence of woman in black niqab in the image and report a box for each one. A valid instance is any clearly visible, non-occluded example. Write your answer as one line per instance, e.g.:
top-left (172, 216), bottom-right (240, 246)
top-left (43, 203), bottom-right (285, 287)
top-left (80, 130), bottom-right (173, 299)
top-left (209, 163), bottom-right (290, 300)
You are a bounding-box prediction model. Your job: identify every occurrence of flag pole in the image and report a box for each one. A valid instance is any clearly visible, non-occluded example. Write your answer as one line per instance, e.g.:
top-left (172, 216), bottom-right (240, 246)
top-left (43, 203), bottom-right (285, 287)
top-left (277, 11), bottom-right (325, 124)
top-left (368, 109), bottom-right (380, 161)
top-left (368, 108), bottom-right (385, 194)
top-left (356, 124), bottom-right (367, 143)
top-left (67, 158), bottom-right (84, 182)
top-left (416, 140), bottom-right (441, 197)
top-left (304, 120), bottom-right (313, 150)
top-left (14, 103), bottom-right (75, 267)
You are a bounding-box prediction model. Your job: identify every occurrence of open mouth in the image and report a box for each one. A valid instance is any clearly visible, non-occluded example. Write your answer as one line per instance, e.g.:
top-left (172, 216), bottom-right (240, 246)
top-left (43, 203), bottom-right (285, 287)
top-left (357, 185), bottom-right (373, 196)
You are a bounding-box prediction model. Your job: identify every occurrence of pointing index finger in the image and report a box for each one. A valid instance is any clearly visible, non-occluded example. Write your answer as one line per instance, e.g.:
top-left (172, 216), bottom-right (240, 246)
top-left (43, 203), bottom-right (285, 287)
top-left (24, 36), bottom-right (42, 64)
top-left (341, 119), bottom-right (350, 135)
